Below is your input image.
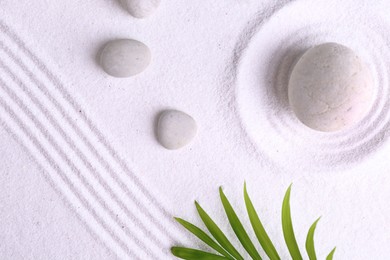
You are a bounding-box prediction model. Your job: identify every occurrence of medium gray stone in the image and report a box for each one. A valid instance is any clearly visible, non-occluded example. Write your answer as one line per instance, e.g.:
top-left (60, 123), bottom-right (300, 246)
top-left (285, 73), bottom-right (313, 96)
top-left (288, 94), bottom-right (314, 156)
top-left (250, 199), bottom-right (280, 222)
top-left (100, 39), bottom-right (151, 77)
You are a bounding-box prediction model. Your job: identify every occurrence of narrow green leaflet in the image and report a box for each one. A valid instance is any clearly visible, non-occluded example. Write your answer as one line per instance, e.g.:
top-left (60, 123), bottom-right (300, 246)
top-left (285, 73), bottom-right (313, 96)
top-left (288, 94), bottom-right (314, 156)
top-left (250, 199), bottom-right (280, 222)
top-left (305, 217), bottom-right (321, 260)
top-left (219, 187), bottom-right (262, 260)
top-left (326, 247), bottom-right (336, 260)
top-left (244, 183), bottom-right (281, 260)
top-left (282, 185), bottom-right (303, 260)
top-left (195, 201), bottom-right (244, 260)
top-left (171, 247), bottom-right (228, 260)
top-left (174, 218), bottom-right (233, 259)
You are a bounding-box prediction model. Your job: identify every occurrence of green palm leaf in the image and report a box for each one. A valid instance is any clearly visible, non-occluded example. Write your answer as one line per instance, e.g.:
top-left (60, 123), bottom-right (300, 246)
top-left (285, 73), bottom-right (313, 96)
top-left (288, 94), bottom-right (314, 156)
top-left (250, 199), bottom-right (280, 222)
top-left (174, 217), bottom-right (233, 259)
top-left (219, 187), bottom-right (262, 260)
top-left (173, 184), bottom-right (337, 260)
top-left (282, 185), bottom-right (303, 260)
top-left (244, 183), bottom-right (280, 260)
top-left (305, 217), bottom-right (321, 260)
top-left (195, 201), bottom-right (244, 260)
top-left (326, 247), bottom-right (337, 260)
top-left (171, 247), bottom-right (228, 260)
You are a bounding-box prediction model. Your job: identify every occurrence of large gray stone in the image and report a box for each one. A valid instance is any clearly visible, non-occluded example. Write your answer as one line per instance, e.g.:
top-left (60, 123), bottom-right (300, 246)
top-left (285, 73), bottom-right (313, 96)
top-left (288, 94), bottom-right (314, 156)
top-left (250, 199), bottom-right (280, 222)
top-left (288, 42), bottom-right (374, 132)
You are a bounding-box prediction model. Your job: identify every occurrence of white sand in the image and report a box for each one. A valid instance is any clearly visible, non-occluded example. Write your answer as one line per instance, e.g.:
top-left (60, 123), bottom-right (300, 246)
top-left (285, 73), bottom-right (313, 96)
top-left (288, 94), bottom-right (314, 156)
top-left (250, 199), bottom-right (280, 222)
top-left (1, 0), bottom-right (390, 259)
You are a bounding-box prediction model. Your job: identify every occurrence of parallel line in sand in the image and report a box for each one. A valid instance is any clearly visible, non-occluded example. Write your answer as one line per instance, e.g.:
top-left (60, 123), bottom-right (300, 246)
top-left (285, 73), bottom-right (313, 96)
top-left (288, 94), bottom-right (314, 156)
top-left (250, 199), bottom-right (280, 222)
top-left (0, 117), bottom-right (130, 259)
top-left (0, 81), bottom-right (141, 259)
top-left (0, 42), bottom-right (167, 253)
top-left (0, 56), bottom-right (163, 259)
top-left (0, 20), bottom-right (178, 243)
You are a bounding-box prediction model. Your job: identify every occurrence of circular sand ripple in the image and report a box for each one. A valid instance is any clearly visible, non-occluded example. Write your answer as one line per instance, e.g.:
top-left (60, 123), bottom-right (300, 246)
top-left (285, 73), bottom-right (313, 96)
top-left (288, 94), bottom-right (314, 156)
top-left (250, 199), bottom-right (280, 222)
top-left (230, 0), bottom-right (390, 170)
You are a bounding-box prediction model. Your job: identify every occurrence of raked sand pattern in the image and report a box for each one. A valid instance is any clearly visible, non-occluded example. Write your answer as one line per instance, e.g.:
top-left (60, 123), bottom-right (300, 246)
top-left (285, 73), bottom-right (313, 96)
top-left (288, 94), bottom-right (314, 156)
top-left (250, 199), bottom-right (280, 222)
top-left (2, 0), bottom-right (390, 259)
top-left (226, 0), bottom-right (390, 171)
top-left (0, 20), bottom-right (181, 259)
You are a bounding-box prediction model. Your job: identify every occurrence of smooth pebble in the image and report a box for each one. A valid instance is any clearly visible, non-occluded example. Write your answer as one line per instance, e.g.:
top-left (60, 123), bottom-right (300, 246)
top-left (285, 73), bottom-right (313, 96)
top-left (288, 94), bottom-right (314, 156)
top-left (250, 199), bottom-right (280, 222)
top-left (157, 110), bottom-right (198, 150)
top-left (288, 42), bottom-right (374, 132)
top-left (100, 39), bottom-right (151, 77)
top-left (121, 0), bottom-right (161, 19)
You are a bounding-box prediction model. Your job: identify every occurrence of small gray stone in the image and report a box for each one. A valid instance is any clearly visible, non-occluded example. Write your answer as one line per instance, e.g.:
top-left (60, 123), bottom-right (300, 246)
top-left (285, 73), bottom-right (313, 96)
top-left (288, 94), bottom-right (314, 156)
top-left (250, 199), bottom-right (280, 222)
top-left (157, 110), bottom-right (198, 150)
top-left (100, 39), bottom-right (151, 77)
top-left (121, 0), bottom-right (161, 19)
